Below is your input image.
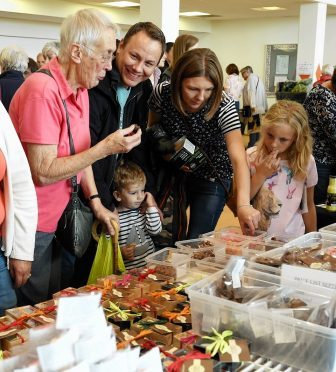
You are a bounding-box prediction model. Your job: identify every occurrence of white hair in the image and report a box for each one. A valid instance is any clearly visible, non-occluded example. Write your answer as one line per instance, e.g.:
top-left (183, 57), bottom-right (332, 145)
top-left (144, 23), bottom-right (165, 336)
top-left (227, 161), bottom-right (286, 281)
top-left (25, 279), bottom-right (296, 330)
top-left (42, 41), bottom-right (60, 59)
top-left (322, 63), bottom-right (334, 76)
top-left (58, 8), bottom-right (118, 63)
top-left (0, 45), bottom-right (28, 73)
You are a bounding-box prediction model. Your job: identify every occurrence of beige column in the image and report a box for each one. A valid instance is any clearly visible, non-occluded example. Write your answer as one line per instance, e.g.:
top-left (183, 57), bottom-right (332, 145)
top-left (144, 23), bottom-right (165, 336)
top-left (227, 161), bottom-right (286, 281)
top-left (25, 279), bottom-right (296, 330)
top-left (140, 0), bottom-right (179, 42)
top-left (296, 3), bottom-right (327, 80)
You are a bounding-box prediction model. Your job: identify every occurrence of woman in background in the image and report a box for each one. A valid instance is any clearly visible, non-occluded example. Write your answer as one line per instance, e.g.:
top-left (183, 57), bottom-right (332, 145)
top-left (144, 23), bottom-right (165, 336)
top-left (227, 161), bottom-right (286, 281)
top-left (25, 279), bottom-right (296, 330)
top-left (224, 63), bottom-right (244, 113)
top-left (304, 67), bottom-right (336, 204)
top-left (159, 34), bottom-right (199, 83)
top-left (0, 45), bottom-right (28, 111)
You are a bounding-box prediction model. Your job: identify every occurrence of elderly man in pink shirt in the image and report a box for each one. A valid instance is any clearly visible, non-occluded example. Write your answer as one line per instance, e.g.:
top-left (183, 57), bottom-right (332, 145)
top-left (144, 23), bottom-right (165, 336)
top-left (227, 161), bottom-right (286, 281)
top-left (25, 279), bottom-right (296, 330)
top-left (9, 9), bottom-right (142, 305)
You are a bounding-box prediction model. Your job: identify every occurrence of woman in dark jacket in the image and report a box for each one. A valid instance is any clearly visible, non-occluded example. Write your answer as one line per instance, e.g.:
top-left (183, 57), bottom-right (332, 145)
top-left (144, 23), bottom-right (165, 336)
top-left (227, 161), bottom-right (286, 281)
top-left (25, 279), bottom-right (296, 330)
top-left (0, 46), bottom-right (28, 111)
top-left (304, 67), bottom-right (336, 204)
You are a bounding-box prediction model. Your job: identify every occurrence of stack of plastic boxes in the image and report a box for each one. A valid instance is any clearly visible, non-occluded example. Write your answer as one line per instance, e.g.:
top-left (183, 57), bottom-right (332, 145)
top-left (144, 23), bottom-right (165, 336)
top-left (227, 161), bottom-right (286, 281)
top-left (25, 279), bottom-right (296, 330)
top-left (186, 255), bottom-right (336, 371)
top-left (250, 231), bottom-right (336, 272)
top-left (145, 247), bottom-right (222, 283)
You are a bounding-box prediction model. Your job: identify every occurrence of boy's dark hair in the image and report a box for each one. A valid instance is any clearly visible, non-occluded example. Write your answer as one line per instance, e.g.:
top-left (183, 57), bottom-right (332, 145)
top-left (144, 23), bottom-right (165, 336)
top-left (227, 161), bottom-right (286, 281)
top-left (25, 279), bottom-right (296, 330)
top-left (114, 161), bottom-right (146, 191)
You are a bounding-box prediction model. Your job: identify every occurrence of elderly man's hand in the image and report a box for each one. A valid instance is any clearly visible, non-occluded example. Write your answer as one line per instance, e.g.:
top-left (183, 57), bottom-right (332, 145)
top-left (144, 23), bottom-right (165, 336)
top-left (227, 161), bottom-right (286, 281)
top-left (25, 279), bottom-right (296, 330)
top-left (91, 201), bottom-right (119, 236)
top-left (9, 258), bottom-right (32, 288)
top-left (104, 125), bottom-right (142, 155)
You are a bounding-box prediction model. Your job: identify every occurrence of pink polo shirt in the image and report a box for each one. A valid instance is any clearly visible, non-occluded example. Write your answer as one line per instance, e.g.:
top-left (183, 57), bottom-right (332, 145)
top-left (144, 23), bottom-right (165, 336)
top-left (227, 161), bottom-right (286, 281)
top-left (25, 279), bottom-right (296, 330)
top-left (9, 58), bottom-right (90, 232)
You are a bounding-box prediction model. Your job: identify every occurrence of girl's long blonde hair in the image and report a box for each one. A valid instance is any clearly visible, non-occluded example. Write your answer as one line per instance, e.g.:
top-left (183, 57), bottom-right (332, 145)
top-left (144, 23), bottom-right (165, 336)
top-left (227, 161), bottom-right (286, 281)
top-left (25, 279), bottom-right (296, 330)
top-left (257, 100), bottom-right (312, 180)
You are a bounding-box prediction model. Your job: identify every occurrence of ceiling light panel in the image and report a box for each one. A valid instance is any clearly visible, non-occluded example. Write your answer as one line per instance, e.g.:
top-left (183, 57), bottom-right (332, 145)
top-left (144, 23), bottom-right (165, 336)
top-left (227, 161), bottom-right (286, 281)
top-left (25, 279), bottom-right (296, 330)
top-left (103, 1), bottom-right (140, 7)
top-left (252, 6), bottom-right (286, 11)
top-left (179, 11), bottom-right (210, 17)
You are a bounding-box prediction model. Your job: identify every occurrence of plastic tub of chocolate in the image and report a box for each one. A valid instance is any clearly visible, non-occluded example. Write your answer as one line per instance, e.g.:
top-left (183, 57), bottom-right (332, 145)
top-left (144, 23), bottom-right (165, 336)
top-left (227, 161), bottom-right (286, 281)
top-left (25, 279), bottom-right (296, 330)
top-left (209, 249), bottom-right (281, 275)
top-left (319, 222), bottom-right (336, 235)
top-left (145, 248), bottom-right (191, 280)
top-left (201, 226), bottom-right (268, 241)
top-left (251, 232), bottom-right (336, 272)
top-left (175, 237), bottom-right (224, 259)
top-left (187, 259), bottom-right (336, 372)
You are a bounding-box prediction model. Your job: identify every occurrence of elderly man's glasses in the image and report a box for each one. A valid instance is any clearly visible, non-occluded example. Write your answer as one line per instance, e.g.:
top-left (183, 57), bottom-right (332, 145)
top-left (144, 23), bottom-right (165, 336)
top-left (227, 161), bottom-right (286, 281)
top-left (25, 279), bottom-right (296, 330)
top-left (80, 44), bottom-right (113, 63)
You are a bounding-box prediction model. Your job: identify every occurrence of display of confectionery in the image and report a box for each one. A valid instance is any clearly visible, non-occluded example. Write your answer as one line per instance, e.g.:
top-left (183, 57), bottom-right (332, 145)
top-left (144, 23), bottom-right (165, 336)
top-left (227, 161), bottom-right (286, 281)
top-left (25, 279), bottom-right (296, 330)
top-left (1, 230), bottom-right (336, 371)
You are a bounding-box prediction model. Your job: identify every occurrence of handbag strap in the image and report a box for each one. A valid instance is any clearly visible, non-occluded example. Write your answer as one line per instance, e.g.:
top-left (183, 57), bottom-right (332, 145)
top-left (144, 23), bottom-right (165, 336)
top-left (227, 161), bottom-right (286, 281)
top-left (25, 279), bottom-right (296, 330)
top-left (37, 69), bottom-right (78, 191)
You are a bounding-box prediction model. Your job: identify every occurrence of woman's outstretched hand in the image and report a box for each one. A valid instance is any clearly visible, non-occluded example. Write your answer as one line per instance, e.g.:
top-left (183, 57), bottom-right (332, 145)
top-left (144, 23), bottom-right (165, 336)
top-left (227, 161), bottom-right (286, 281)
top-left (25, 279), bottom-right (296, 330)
top-left (237, 205), bottom-right (261, 235)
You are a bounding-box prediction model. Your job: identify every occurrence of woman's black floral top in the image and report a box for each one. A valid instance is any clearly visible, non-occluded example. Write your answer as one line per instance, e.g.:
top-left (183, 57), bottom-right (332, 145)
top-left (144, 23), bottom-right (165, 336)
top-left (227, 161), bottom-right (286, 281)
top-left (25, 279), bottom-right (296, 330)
top-left (149, 82), bottom-right (241, 182)
top-left (304, 84), bottom-right (336, 165)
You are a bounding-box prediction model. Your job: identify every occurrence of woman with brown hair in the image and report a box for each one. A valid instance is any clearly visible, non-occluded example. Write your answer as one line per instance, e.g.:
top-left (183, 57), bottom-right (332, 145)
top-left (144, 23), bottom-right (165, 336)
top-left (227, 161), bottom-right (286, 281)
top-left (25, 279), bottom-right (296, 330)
top-left (149, 48), bottom-right (260, 240)
top-left (159, 34), bottom-right (199, 83)
top-left (224, 63), bottom-right (244, 112)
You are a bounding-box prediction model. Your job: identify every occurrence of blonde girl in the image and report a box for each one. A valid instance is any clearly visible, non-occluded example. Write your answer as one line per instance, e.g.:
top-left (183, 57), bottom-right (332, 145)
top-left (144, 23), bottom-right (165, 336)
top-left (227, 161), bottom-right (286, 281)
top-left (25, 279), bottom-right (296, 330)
top-left (247, 100), bottom-right (317, 237)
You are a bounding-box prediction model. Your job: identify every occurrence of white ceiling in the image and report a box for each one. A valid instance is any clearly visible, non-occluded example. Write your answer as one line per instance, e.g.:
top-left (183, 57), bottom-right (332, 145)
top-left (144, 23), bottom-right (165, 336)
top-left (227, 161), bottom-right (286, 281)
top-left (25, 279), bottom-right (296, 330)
top-left (79, 0), bottom-right (336, 20)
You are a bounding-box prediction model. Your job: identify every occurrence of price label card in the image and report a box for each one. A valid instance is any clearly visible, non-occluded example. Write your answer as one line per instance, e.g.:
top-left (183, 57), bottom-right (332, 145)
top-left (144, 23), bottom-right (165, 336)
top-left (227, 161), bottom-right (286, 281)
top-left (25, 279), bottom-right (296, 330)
top-left (281, 264), bottom-right (336, 296)
top-left (271, 309), bottom-right (296, 344)
top-left (248, 302), bottom-right (272, 338)
top-left (231, 258), bottom-right (245, 288)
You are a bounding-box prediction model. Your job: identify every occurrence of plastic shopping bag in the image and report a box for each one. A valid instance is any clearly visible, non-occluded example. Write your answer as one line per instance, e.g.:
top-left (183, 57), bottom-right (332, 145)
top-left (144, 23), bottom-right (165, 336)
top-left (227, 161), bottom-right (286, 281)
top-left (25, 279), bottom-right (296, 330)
top-left (87, 219), bottom-right (125, 285)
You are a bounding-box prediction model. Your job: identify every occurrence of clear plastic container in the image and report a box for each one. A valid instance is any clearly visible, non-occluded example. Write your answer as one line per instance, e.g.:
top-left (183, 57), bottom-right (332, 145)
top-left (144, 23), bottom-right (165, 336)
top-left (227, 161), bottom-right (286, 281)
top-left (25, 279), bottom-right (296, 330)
top-left (176, 237), bottom-right (223, 250)
top-left (201, 226), bottom-right (243, 238)
top-left (251, 232), bottom-right (336, 272)
top-left (207, 233), bottom-right (257, 256)
top-left (145, 247), bottom-right (191, 280)
top-left (243, 239), bottom-right (284, 253)
top-left (187, 263), bottom-right (336, 371)
top-left (201, 226), bottom-right (268, 241)
top-left (320, 222), bottom-right (336, 235)
top-left (175, 237), bottom-right (224, 260)
top-left (176, 259), bottom-right (222, 284)
top-left (265, 232), bottom-right (297, 244)
top-left (209, 250), bottom-right (281, 276)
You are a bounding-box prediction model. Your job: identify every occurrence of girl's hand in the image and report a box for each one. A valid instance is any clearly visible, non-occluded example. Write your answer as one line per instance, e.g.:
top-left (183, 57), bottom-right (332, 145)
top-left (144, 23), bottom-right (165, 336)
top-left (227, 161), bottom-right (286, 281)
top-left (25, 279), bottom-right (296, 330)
top-left (255, 150), bottom-right (280, 179)
top-left (237, 205), bottom-right (261, 235)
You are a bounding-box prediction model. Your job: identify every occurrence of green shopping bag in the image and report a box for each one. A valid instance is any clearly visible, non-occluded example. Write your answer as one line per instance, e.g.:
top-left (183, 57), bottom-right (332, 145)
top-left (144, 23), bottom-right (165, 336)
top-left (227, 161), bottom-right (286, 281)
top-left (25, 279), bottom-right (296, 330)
top-left (87, 219), bottom-right (126, 285)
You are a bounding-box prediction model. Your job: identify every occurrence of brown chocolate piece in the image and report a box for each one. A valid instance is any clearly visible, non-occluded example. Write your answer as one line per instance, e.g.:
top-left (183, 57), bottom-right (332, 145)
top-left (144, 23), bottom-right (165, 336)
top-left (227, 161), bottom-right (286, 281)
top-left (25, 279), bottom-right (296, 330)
top-left (153, 264), bottom-right (176, 279)
top-left (192, 249), bottom-right (215, 260)
top-left (255, 256), bottom-right (282, 267)
top-left (288, 298), bottom-right (307, 308)
top-left (184, 240), bottom-right (214, 249)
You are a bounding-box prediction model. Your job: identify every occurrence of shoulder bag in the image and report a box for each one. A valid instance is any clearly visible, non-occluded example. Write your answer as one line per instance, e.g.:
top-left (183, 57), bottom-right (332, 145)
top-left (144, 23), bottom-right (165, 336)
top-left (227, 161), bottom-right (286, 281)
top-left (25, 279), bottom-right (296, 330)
top-left (38, 69), bottom-right (94, 258)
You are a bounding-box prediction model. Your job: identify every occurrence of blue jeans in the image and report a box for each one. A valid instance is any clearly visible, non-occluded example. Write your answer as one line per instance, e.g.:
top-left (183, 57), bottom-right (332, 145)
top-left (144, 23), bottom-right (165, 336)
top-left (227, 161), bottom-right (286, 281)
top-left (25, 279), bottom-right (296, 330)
top-left (61, 247), bottom-right (77, 289)
top-left (315, 162), bottom-right (336, 205)
top-left (16, 231), bottom-right (55, 306)
top-left (0, 250), bottom-right (17, 315)
top-left (186, 176), bottom-right (229, 239)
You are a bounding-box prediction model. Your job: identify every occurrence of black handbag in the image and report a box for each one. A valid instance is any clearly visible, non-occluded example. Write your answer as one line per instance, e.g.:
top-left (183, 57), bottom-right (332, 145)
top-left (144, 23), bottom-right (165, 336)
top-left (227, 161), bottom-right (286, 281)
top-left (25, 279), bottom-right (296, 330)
top-left (56, 181), bottom-right (93, 258)
top-left (55, 97), bottom-right (93, 258)
top-left (37, 69), bottom-right (94, 258)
